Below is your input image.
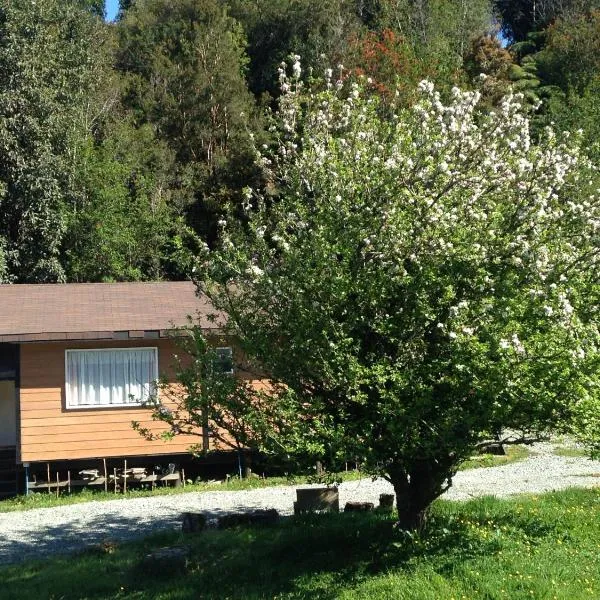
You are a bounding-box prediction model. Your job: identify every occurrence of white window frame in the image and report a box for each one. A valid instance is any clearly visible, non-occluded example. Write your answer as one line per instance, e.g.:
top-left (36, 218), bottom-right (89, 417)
top-left (65, 347), bottom-right (159, 410)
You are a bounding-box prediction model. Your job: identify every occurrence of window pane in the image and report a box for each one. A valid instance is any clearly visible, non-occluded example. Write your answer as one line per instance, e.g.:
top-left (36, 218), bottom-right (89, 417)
top-left (66, 349), bottom-right (157, 408)
top-left (214, 347), bottom-right (233, 374)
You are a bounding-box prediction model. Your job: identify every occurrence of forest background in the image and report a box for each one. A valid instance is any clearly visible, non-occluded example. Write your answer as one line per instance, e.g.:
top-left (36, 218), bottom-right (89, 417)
top-left (0, 0), bottom-right (599, 284)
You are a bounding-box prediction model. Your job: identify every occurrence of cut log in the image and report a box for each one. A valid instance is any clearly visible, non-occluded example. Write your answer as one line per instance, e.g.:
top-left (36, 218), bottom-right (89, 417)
top-left (344, 502), bottom-right (374, 512)
top-left (294, 487), bottom-right (339, 514)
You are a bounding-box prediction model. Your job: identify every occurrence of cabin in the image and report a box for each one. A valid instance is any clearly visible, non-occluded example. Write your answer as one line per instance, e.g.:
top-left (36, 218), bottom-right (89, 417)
top-left (0, 281), bottom-right (226, 497)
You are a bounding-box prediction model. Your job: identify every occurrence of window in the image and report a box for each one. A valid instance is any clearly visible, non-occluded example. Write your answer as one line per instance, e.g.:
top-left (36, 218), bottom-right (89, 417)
top-left (65, 348), bottom-right (158, 409)
top-left (214, 347), bottom-right (233, 374)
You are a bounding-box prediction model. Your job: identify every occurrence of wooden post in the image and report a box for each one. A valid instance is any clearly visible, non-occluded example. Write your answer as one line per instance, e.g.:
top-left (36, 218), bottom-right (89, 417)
top-left (181, 468), bottom-right (185, 488)
top-left (152, 468), bottom-right (155, 491)
top-left (103, 459), bottom-right (108, 493)
top-left (47, 463), bottom-right (51, 494)
top-left (68, 471), bottom-right (71, 494)
top-left (123, 459), bottom-right (127, 494)
top-left (56, 472), bottom-right (59, 498)
top-left (114, 468), bottom-right (117, 494)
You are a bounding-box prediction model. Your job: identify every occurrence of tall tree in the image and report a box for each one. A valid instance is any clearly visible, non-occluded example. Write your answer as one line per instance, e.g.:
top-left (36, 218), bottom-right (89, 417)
top-left (229, 0), bottom-right (362, 99)
top-left (0, 0), bottom-right (107, 282)
top-left (63, 119), bottom-right (198, 283)
top-left (0, 237), bottom-right (8, 283)
top-left (495, 0), bottom-right (600, 42)
top-left (535, 8), bottom-right (600, 92)
top-left (79, 0), bottom-right (106, 17)
top-left (116, 0), bottom-right (260, 244)
top-left (363, 0), bottom-right (493, 74)
top-left (343, 28), bottom-right (436, 104)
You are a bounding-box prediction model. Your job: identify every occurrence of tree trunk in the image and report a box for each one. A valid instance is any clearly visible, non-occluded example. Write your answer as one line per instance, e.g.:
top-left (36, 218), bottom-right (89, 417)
top-left (393, 480), bottom-right (433, 531)
top-left (390, 460), bottom-right (452, 531)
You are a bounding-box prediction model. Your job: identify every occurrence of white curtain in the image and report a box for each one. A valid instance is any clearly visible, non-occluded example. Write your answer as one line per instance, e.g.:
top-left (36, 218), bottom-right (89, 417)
top-left (66, 349), bottom-right (157, 408)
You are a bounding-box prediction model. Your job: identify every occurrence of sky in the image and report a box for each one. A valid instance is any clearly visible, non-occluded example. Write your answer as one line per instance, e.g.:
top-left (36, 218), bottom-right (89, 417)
top-left (105, 0), bottom-right (119, 21)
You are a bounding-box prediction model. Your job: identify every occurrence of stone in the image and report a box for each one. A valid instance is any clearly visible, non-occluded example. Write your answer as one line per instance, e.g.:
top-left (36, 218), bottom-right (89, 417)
top-left (182, 512), bottom-right (206, 533)
top-left (344, 501), bottom-right (374, 512)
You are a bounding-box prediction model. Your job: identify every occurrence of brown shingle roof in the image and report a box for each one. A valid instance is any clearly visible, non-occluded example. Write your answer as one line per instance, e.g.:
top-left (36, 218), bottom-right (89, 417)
top-left (0, 281), bottom-right (219, 343)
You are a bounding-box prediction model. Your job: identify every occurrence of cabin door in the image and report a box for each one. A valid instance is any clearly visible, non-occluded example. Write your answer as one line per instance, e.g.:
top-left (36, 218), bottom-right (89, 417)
top-left (0, 380), bottom-right (16, 446)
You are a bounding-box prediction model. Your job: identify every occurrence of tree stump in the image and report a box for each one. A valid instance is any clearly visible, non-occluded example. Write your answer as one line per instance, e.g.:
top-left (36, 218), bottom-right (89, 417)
top-left (182, 512), bottom-right (206, 533)
top-left (378, 493), bottom-right (395, 513)
top-left (294, 487), bottom-right (339, 514)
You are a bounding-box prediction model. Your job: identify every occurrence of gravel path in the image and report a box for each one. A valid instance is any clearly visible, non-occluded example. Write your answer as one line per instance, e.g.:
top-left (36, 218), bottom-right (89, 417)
top-left (1, 442), bottom-right (599, 565)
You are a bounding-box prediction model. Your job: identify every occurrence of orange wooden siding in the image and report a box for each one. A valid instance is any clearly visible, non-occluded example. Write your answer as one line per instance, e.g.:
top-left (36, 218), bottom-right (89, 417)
top-left (19, 339), bottom-right (199, 462)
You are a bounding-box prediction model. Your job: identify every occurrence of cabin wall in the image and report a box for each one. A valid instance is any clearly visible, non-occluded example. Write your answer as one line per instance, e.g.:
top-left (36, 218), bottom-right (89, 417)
top-left (19, 339), bottom-right (198, 463)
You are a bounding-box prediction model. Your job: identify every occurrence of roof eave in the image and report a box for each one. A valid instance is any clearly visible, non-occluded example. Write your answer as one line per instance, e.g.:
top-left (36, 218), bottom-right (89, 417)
top-left (0, 327), bottom-right (224, 344)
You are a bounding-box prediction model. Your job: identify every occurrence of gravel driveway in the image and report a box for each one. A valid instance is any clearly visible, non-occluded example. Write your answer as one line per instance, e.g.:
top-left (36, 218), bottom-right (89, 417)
top-left (1, 442), bottom-right (599, 565)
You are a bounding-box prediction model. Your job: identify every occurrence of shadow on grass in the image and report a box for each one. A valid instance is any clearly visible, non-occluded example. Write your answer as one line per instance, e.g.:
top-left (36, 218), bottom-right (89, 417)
top-left (0, 497), bottom-right (565, 600)
top-left (0, 503), bottom-right (249, 565)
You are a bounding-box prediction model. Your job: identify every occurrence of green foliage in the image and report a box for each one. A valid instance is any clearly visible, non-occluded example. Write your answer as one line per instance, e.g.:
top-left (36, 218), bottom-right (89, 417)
top-left (495, 0), bottom-right (600, 42)
top-left (505, 11), bottom-right (600, 161)
top-left (0, 236), bottom-right (8, 283)
top-left (0, 0), bottom-right (106, 282)
top-left (2, 489), bottom-right (600, 598)
top-left (365, 0), bottom-right (493, 74)
top-left (116, 0), bottom-right (261, 245)
top-left (1, 0), bottom-right (598, 288)
top-left (229, 0), bottom-right (361, 98)
top-left (459, 445), bottom-right (531, 470)
top-left (63, 121), bottom-right (197, 282)
top-left (77, 0), bottom-right (106, 17)
top-left (545, 79), bottom-right (600, 162)
top-left (502, 31), bottom-right (566, 108)
top-left (534, 9), bottom-right (600, 92)
top-left (230, 0), bottom-right (493, 100)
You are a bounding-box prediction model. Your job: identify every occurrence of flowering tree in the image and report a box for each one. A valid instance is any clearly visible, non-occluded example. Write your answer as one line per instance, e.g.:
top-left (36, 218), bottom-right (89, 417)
top-left (196, 63), bottom-right (600, 529)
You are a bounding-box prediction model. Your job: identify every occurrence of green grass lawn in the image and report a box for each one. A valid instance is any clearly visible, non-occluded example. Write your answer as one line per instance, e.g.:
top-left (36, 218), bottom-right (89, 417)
top-left (2, 487), bottom-right (599, 599)
top-left (553, 446), bottom-right (589, 458)
top-left (459, 444), bottom-right (531, 470)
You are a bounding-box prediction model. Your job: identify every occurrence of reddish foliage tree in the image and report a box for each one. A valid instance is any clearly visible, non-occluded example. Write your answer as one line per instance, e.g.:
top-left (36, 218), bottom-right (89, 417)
top-left (345, 29), bottom-right (436, 103)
